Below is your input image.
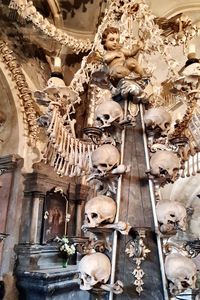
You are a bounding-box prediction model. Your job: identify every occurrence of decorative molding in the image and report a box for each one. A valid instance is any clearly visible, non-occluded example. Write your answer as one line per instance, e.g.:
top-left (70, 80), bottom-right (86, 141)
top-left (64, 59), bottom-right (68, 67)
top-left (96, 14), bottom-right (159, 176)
top-left (0, 41), bottom-right (38, 145)
top-left (0, 154), bottom-right (24, 173)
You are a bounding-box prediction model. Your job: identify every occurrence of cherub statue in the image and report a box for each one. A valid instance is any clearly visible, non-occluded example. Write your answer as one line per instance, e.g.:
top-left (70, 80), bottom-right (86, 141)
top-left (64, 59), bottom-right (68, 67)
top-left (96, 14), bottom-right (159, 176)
top-left (101, 26), bottom-right (145, 82)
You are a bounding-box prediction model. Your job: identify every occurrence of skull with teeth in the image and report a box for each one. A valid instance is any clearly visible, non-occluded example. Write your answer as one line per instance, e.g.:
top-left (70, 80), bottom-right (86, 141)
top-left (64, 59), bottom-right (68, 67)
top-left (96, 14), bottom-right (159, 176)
top-left (84, 195), bottom-right (116, 227)
top-left (165, 253), bottom-right (197, 295)
top-left (144, 107), bottom-right (172, 136)
top-left (156, 201), bottom-right (187, 233)
top-left (78, 252), bottom-right (111, 290)
top-left (149, 150), bottom-right (180, 182)
top-left (91, 144), bottom-right (120, 176)
top-left (94, 100), bottom-right (123, 128)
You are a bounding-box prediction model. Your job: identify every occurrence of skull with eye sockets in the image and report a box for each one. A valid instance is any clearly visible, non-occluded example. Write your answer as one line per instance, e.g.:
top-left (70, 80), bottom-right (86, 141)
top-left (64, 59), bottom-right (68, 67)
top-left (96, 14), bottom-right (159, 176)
top-left (91, 144), bottom-right (120, 176)
top-left (78, 252), bottom-right (111, 290)
top-left (83, 195), bottom-right (116, 228)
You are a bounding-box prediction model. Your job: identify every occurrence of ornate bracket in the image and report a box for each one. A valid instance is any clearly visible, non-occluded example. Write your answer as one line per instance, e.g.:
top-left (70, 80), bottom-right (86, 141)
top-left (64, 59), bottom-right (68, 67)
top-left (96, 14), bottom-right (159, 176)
top-left (163, 235), bottom-right (200, 258)
top-left (125, 228), bottom-right (151, 295)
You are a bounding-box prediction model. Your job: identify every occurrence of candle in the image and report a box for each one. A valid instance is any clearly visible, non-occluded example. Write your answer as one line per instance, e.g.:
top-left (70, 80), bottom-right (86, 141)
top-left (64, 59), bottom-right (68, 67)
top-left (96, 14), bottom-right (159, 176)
top-left (54, 56), bottom-right (61, 67)
top-left (188, 44), bottom-right (196, 54)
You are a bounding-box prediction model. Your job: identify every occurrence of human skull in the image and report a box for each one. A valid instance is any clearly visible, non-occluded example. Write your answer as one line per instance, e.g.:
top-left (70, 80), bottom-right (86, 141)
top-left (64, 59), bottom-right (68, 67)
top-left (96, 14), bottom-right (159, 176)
top-left (84, 195), bottom-right (116, 227)
top-left (165, 253), bottom-right (197, 295)
top-left (94, 100), bottom-right (123, 128)
top-left (144, 107), bottom-right (172, 136)
top-left (150, 150), bottom-right (180, 182)
top-left (45, 77), bottom-right (66, 94)
top-left (91, 144), bottom-right (120, 175)
top-left (78, 252), bottom-right (111, 290)
top-left (156, 201), bottom-right (187, 233)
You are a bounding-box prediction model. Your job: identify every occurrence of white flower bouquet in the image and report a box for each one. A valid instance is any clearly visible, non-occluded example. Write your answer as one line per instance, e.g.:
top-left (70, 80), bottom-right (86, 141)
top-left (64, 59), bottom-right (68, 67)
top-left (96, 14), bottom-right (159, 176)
top-left (55, 236), bottom-right (76, 257)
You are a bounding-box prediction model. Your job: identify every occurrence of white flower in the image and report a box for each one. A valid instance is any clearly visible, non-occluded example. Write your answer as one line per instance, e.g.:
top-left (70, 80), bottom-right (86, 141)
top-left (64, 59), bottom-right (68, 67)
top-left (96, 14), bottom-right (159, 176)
top-left (57, 236), bottom-right (76, 256)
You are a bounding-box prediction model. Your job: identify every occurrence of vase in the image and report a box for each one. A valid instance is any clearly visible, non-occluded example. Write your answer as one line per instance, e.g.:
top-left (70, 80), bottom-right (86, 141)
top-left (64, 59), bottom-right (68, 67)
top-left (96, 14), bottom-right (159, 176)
top-left (62, 257), bottom-right (69, 268)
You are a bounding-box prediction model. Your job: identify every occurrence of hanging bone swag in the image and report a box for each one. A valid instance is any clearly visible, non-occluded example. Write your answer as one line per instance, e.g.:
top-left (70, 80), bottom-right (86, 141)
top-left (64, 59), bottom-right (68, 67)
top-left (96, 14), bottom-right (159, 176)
top-left (42, 103), bottom-right (97, 177)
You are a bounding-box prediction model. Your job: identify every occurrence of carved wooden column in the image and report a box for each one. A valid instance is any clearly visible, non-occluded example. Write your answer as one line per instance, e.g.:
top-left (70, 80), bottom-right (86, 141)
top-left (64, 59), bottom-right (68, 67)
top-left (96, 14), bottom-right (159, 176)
top-left (114, 116), bottom-right (164, 300)
top-left (0, 154), bottom-right (23, 276)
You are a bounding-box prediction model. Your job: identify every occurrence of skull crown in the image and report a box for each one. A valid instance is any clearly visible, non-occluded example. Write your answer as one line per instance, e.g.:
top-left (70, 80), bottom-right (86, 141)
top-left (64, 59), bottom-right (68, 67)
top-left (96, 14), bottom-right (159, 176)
top-left (144, 107), bottom-right (172, 136)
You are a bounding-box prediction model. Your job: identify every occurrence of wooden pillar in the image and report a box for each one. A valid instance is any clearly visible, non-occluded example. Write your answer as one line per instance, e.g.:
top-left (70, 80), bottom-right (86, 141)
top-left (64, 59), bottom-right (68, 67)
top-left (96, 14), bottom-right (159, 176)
top-left (114, 116), bottom-right (164, 299)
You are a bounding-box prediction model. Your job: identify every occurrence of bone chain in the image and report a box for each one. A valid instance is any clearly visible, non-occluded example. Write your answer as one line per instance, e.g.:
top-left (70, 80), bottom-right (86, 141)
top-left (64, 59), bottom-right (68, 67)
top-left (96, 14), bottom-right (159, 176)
top-left (0, 40), bottom-right (38, 145)
top-left (43, 106), bottom-right (97, 177)
top-left (9, 0), bottom-right (92, 54)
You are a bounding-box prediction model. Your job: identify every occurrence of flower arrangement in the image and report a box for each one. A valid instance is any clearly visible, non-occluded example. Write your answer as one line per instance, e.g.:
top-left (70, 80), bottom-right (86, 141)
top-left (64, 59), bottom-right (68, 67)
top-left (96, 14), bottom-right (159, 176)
top-left (55, 236), bottom-right (76, 256)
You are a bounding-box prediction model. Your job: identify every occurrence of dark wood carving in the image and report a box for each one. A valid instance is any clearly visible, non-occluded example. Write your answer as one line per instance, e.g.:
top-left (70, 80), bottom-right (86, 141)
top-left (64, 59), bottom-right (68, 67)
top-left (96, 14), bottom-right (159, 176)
top-left (115, 116), bottom-right (164, 300)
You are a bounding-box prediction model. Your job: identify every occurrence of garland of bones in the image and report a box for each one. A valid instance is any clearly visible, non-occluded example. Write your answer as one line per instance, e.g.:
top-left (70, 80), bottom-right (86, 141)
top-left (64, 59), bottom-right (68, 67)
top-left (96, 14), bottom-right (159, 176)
top-left (9, 0), bottom-right (200, 178)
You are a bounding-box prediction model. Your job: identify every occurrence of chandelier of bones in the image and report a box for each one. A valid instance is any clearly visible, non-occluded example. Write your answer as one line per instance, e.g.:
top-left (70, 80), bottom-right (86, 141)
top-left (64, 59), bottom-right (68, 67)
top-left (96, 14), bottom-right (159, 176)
top-left (19, 0), bottom-right (199, 181)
